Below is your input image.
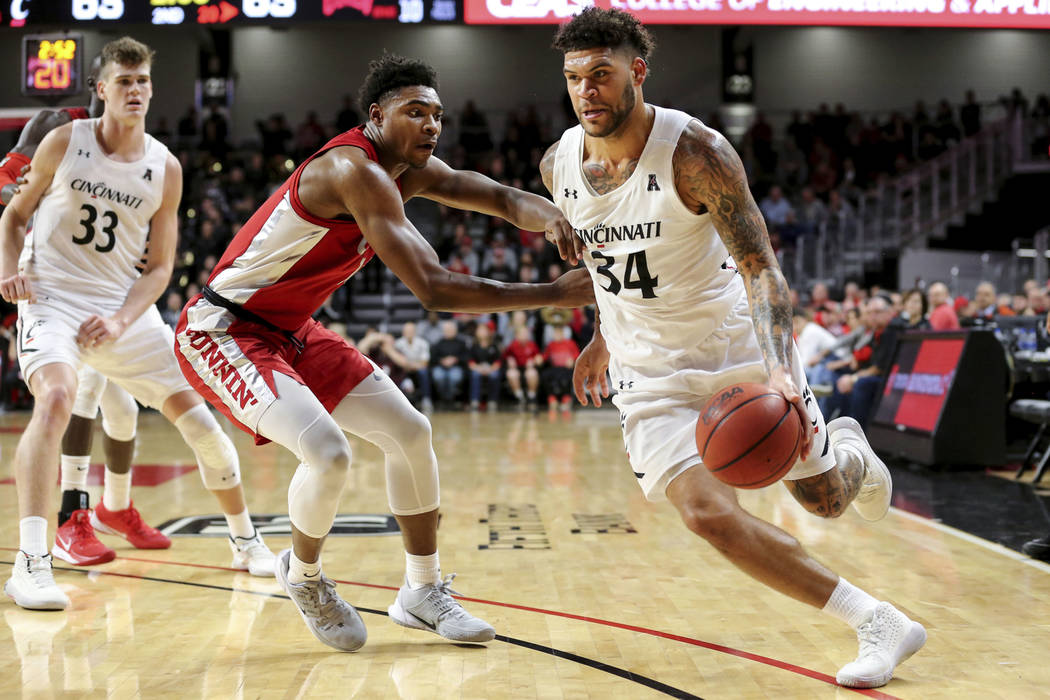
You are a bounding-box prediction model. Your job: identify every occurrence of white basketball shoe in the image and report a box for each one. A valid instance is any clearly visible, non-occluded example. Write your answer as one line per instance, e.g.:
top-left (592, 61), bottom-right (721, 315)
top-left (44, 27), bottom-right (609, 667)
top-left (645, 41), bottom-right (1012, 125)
top-left (388, 574), bottom-right (495, 643)
top-left (4, 551), bottom-right (70, 611)
top-left (837, 602), bottom-right (927, 688)
top-left (229, 530), bottom-right (276, 577)
top-left (828, 417), bottom-right (893, 521)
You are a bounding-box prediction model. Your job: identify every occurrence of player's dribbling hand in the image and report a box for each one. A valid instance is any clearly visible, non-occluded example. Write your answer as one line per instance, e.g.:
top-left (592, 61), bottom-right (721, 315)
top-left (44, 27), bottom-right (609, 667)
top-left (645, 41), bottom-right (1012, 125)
top-left (573, 336), bottom-right (610, 407)
top-left (767, 365), bottom-right (814, 461)
top-left (77, 315), bottom-right (126, 349)
top-left (0, 274), bottom-right (36, 303)
top-left (544, 213), bottom-right (584, 266)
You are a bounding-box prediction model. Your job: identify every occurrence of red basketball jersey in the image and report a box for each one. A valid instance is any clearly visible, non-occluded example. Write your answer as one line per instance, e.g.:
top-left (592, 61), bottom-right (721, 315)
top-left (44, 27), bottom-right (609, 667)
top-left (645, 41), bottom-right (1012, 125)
top-left (206, 127), bottom-right (391, 331)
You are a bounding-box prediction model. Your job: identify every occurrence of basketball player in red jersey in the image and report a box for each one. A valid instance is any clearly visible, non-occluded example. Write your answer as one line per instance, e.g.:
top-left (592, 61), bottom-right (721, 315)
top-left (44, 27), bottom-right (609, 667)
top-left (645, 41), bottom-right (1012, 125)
top-left (175, 54), bottom-right (592, 651)
top-left (0, 57), bottom-right (166, 567)
top-left (544, 9), bottom-right (924, 689)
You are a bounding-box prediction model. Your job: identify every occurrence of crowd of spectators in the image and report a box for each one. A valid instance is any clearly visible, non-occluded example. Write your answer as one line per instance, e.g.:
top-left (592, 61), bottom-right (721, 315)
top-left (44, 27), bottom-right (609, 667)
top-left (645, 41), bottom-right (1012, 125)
top-left (792, 277), bottom-right (1050, 430)
top-left (0, 86), bottom-right (1047, 413)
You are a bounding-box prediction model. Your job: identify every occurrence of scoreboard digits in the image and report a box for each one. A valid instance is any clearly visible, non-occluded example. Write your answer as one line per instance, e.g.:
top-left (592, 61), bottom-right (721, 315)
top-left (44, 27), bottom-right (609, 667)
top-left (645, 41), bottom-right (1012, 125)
top-left (22, 34), bottom-right (85, 99)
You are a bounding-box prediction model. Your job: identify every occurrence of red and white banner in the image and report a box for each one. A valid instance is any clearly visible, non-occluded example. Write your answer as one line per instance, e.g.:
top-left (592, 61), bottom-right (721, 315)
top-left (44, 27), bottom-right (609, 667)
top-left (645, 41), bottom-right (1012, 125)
top-left (464, 0), bottom-right (1050, 27)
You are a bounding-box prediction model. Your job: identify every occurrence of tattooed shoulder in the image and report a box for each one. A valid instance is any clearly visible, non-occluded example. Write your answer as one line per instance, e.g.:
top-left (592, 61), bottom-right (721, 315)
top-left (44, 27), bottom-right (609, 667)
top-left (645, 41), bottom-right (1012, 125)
top-left (672, 119), bottom-right (774, 276)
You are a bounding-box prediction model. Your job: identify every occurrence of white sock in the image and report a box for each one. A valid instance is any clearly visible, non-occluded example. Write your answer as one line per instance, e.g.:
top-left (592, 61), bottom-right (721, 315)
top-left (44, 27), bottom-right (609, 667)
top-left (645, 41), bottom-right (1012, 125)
top-left (822, 577), bottom-right (880, 629)
top-left (288, 551), bottom-right (321, 584)
top-left (60, 455), bottom-right (90, 492)
top-left (405, 552), bottom-right (441, 589)
top-left (224, 509), bottom-right (255, 540)
top-left (103, 469), bottom-right (132, 511)
top-left (19, 516), bottom-right (48, 557)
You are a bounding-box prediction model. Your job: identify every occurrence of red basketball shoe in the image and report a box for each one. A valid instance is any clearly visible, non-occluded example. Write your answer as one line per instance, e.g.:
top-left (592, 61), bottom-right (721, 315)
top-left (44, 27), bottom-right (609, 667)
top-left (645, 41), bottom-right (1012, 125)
top-left (92, 501), bottom-right (172, 550)
top-left (51, 509), bottom-right (116, 566)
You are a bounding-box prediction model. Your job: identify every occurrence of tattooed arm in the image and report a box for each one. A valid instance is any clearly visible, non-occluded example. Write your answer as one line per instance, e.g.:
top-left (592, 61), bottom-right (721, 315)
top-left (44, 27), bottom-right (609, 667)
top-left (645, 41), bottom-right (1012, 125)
top-left (673, 120), bottom-right (812, 459)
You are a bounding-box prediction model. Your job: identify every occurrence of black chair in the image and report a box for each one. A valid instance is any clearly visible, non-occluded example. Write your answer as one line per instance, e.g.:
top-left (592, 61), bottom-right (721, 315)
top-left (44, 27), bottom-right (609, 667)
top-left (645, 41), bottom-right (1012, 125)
top-left (1011, 399), bottom-right (1050, 483)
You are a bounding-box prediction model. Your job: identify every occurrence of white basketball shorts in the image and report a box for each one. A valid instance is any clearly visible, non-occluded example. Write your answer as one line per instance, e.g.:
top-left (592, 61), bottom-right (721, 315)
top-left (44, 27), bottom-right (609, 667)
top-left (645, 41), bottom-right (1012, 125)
top-left (17, 300), bottom-right (191, 410)
top-left (611, 301), bottom-right (835, 502)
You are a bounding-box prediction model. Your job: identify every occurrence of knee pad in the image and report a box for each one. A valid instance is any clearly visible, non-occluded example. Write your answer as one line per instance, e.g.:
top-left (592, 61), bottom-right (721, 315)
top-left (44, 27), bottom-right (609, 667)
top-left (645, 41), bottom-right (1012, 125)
top-left (288, 418), bottom-right (353, 539)
top-left (366, 407), bottom-right (439, 516)
top-left (99, 382), bottom-right (139, 442)
top-left (72, 366), bottom-right (107, 419)
top-left (174, 403), bottom-right (241, 490)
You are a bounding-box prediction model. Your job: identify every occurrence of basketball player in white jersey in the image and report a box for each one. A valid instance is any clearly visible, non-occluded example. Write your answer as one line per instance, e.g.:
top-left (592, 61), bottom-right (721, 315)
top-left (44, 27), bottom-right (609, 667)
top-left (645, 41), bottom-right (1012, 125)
top-left (542, 9), bottom-right (925, 689)
top-left (0, 57), bottom-right (156, 567)
top-left (0, 37), bottom-right (275, 612)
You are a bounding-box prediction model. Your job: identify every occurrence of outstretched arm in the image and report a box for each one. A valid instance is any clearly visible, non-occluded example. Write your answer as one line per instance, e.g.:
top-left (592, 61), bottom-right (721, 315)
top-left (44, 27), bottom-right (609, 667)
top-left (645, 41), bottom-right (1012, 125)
top-left (339, 155), bottom-right (592, 313)
top-left (673, 121), bottom-right (812, 459)
top-left (406, 155), bottom-right (579, 265)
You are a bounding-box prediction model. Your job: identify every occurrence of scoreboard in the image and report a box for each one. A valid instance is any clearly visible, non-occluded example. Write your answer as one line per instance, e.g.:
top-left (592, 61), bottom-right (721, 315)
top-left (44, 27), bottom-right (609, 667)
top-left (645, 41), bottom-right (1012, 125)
top-left (22, 33), bottom-right (84, 98)
top-left (2, 0), bottom-right (461, 25)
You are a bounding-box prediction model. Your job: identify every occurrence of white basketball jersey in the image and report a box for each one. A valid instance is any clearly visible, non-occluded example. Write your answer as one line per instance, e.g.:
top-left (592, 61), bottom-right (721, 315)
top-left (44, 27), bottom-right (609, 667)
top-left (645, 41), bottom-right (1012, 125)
top-left (21, 118), bottom-right (167, 315)
top-left (553, 106), bottom-right (749, 392)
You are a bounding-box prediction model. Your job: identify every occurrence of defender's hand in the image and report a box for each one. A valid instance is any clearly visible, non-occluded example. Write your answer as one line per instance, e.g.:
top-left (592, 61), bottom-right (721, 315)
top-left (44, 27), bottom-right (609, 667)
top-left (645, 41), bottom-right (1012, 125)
top-left (768, 365), bottom-right (814, 461)
top-left (544, 213), bottom-right (583, 266)
top-left (551, 268), bottom-right (595, 308)
top-left (573, 337), bottom-right (610, 407)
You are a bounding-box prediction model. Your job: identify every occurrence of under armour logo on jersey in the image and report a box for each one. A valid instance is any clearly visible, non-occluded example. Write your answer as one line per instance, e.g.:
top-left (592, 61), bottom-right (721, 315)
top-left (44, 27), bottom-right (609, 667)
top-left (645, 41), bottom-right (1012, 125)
top-left (143, 168), bottom-right (152, 181)
top-left (564, 188), bottom-right (578, 199)
top-left (647, 174), bottom-right (660, 191)
top-left (77, 149), bottom-right (90, 158)
top-left (618, 380), bottom-right (634, 390)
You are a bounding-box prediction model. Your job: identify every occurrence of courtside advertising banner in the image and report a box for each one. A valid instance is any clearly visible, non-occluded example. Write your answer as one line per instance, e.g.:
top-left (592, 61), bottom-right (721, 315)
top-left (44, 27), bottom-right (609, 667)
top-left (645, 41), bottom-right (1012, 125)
top-left (464, 0), bottom-right (1050, 28)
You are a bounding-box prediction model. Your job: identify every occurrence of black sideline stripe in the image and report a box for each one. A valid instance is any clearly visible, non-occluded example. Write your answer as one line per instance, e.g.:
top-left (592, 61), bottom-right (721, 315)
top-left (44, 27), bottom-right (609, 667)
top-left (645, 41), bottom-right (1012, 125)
top-left (7, 561), bottom-right (702, 700)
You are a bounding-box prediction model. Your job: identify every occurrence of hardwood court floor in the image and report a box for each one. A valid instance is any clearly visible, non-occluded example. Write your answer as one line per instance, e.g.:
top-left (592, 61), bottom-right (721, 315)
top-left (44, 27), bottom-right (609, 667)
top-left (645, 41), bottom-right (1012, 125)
top-left (1, 408), bottom-right (1049, 699)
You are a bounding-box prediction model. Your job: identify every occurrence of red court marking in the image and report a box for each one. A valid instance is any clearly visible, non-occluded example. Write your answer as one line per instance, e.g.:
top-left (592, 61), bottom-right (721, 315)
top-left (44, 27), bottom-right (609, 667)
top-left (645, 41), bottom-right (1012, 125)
top-left (0, 547), bottom-right (899, 699)
top-left (0, 464), bottom-right (196, 487)
top-left (0, 427), bottom-right (25, 433)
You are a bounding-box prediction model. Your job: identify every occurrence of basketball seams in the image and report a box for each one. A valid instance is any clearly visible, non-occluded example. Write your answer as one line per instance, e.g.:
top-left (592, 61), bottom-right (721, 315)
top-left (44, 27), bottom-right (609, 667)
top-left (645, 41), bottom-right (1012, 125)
top-left (699, 392), bottom-right (781, 457)
top-left (707, 403), bottom-right (792, 474)
top-left (726, 419), bottom-right (802, 488)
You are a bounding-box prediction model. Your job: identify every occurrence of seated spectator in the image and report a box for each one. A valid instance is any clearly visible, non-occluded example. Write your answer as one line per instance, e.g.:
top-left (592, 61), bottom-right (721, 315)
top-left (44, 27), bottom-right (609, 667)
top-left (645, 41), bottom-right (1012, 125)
top-left (807, 282), bottom-right (831, 312)
top-left (891, 288), bottom-right (931, 331)
top-left (795, 186), bottom-right (828, 234)
top-left (357, 327), bottom-right (404, 389)
top-left (335, 94), bottom-right (361, 133)
top-left (502, 325), bottom-right (541, 409)
top-left (482, 247), bottom-right (516, 284)
top-left (927, 282), bottom-right (961, 329)
top-left (430, 321), bottom-right (468, 408)
top-left (758, 185), bottom-right (793, 227)
top-left (392, 321), bottom-right (432, 411)
top-left (540, 325), bottom-right (580, 412)
top-left (417, 310), bottom-right (445, 347)
top-left (793, 308), bottom-right (840, 390)
top-left (160, 290), bottom-right (184, 328)
top-left (467, 323), bottom-right (502, 411)
top-left (826, 296), bottom-right (899, 428)
top-left (1023, 286), bottom-right (1050, 317)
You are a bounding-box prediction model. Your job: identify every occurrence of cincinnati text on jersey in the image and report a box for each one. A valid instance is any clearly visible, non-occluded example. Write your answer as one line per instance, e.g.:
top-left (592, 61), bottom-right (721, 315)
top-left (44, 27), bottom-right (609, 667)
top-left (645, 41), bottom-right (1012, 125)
top-left (573, 220), bottom-right (662, 246)
top-left (70, 178), bottom-right (145, 209)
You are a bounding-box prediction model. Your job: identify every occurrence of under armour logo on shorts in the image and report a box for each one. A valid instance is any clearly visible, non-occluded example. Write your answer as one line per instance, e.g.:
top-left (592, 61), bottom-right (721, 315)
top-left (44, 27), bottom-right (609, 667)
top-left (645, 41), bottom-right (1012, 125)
top-left (564, 188), bottom-right (578, 199)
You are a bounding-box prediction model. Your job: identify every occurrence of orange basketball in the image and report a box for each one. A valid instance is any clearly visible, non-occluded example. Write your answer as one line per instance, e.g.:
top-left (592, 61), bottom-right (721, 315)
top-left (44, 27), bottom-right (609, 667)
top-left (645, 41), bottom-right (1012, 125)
top-left (695, 382), bottom-right (805, 489)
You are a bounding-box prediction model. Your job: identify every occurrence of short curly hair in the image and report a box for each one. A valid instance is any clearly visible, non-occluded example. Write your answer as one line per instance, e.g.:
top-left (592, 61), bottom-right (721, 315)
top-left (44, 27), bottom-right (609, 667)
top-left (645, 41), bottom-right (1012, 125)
top-left (357, 54), bottom-right (439, 115)
top-left (551, 7), bottom-right (656, 63)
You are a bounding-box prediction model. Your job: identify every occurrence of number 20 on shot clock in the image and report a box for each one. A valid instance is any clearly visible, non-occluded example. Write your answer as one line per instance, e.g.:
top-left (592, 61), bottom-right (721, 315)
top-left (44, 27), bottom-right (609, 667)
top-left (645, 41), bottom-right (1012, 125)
top-left (22, 34), bottom-right (84, 99)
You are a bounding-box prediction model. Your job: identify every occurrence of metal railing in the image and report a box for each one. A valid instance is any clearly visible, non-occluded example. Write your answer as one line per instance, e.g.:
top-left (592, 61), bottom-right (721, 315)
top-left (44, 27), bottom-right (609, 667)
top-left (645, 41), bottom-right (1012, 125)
top-left (783, 116), bottom-right (1023, 291)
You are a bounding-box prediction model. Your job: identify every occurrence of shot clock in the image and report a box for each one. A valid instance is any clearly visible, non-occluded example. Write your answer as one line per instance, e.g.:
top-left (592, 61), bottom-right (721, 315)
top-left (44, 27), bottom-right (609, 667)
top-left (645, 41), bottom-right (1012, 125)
top-left (22, 34), bottom-right (85, 99)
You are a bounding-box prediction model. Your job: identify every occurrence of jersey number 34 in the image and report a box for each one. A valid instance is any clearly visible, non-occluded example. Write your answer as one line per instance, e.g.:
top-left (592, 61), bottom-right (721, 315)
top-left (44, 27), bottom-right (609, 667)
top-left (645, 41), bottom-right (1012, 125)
top-left (591, 250), bottom-right (659, 299)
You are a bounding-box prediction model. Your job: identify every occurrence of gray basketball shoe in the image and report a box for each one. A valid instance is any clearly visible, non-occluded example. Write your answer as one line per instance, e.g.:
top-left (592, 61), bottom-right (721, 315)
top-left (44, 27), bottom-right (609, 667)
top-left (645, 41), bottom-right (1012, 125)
top-left (274, 549), bottom-right (367, 651)
top-left (388, 574), bottom-right (495, 642)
